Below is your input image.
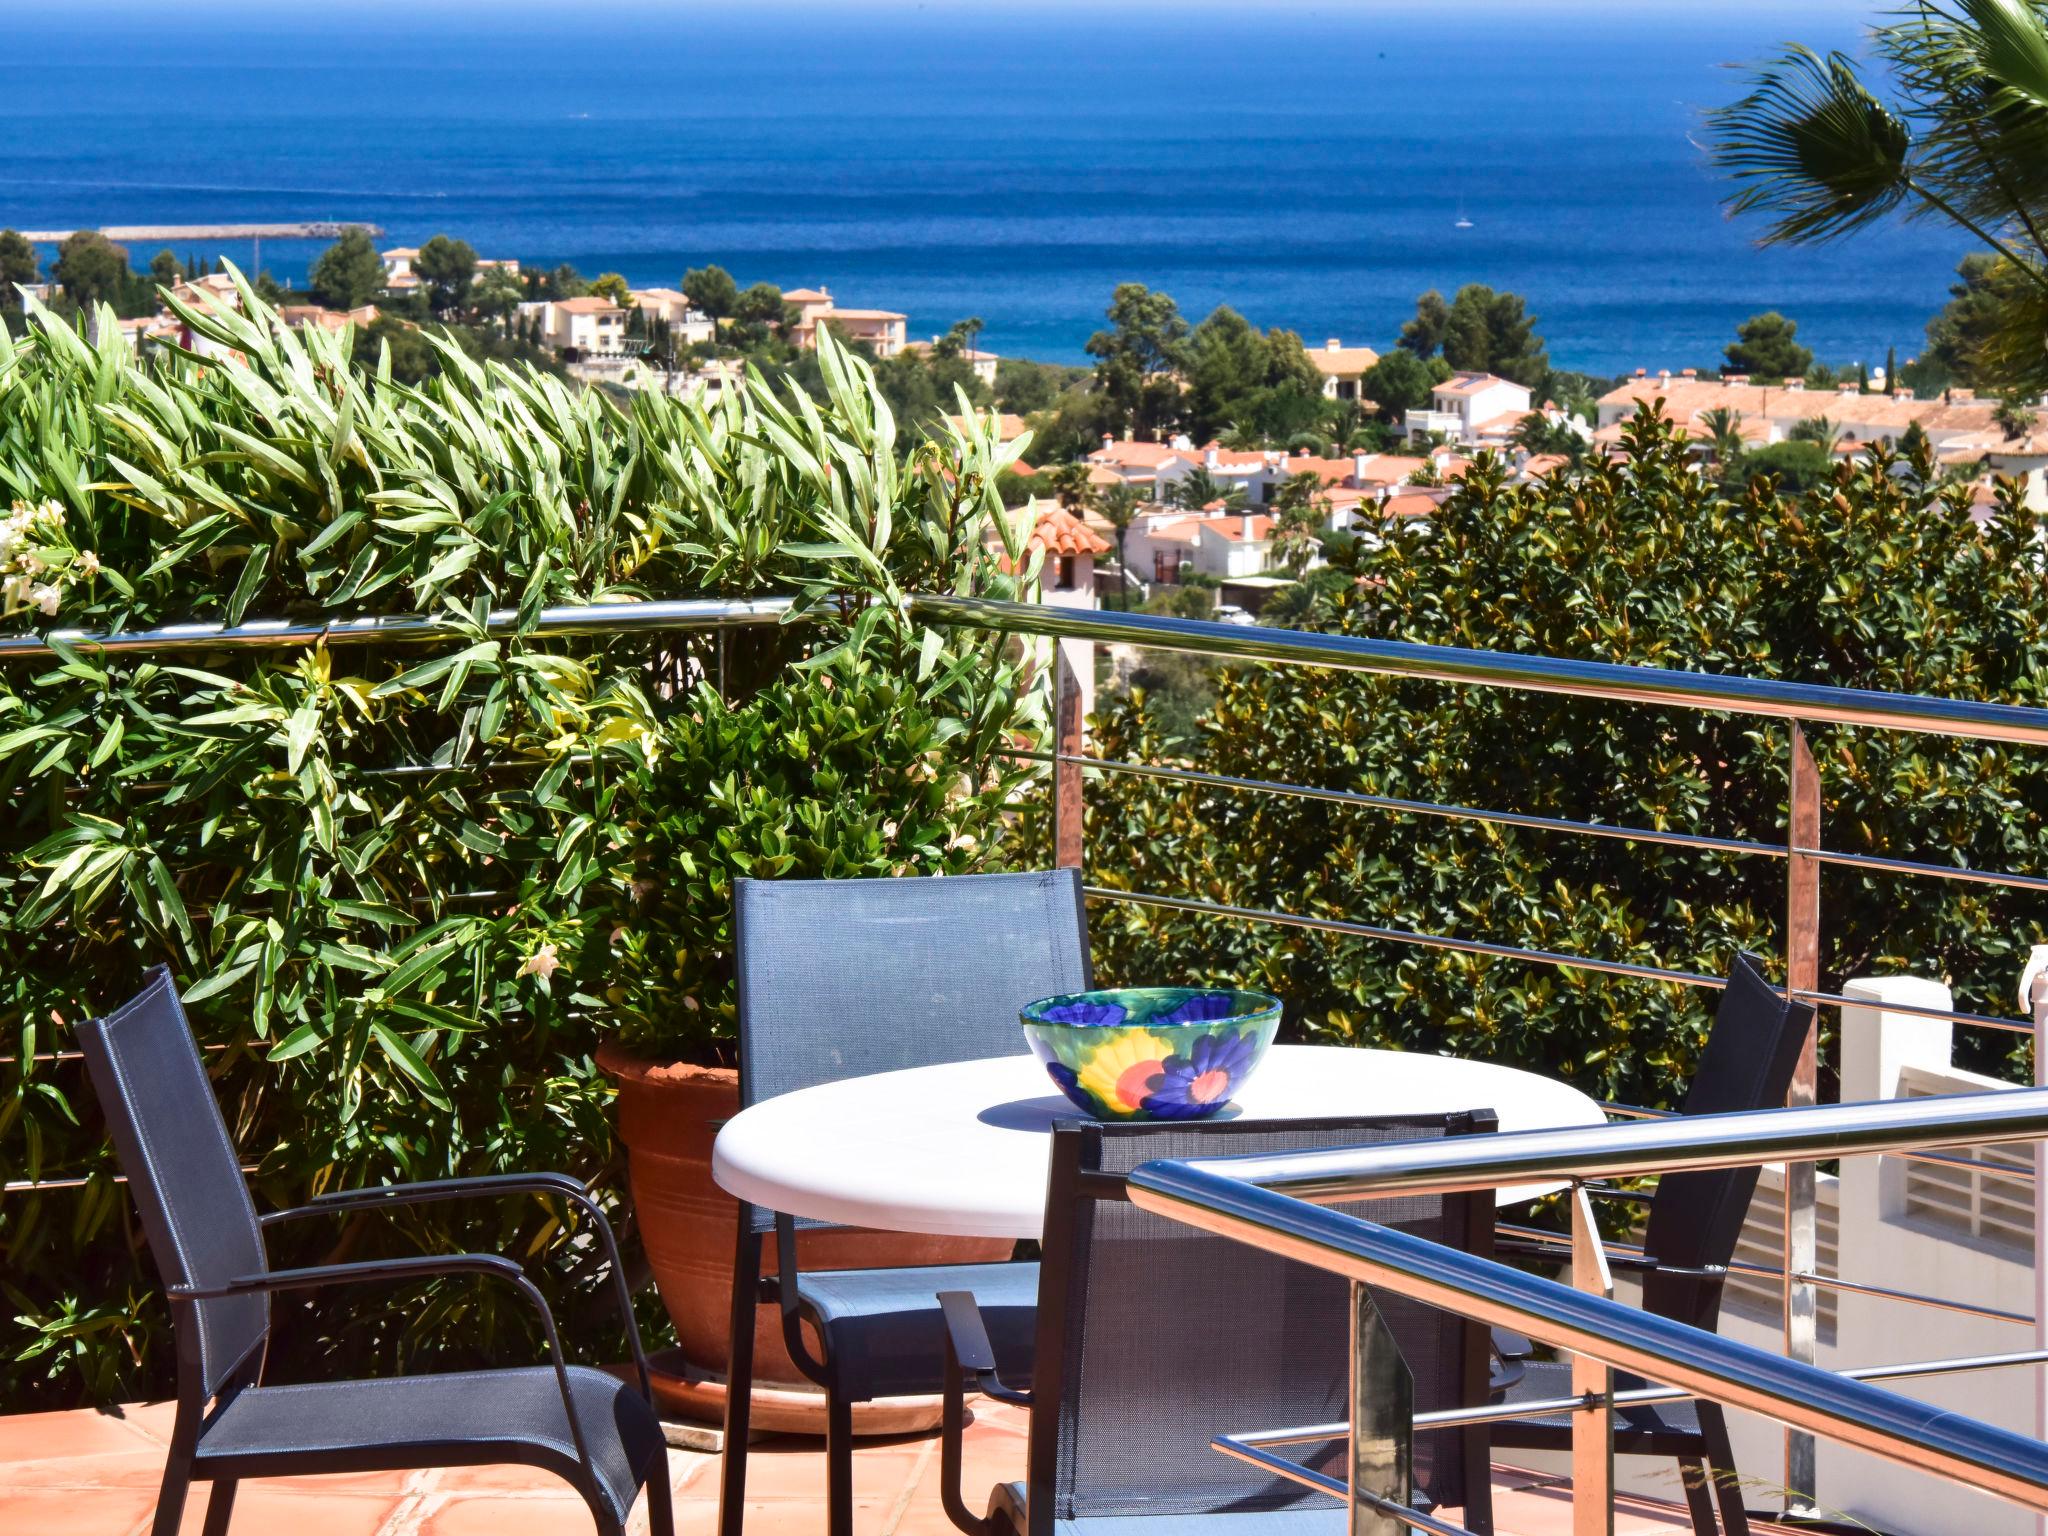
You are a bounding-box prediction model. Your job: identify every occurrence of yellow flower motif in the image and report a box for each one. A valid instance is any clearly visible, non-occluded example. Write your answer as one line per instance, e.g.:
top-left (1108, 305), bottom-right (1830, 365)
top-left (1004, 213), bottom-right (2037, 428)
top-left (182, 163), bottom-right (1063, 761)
top-left (1075, 1029), bottom-right (1174, 1116)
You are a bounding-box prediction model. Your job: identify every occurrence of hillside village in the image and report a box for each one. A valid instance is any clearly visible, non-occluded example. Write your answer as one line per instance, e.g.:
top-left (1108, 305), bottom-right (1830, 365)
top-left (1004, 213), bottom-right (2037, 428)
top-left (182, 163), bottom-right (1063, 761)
top-left (20, 233), bottom-right (2048, 626)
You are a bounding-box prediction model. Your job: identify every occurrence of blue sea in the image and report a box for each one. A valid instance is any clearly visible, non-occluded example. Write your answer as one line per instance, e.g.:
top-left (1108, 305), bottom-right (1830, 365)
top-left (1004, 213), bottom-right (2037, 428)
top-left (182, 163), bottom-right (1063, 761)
top-left (1, 0), bottom-right (1965, 375)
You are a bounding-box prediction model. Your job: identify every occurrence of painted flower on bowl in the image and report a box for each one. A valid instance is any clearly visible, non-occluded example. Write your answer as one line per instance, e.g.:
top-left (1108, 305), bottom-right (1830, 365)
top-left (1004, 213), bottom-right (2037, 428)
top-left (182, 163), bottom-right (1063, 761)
top-left (1143, 1031), bottom-right (1261, 1118)
top-left (1074, 1029), bottom-right (1175, 1115)
top-left (1038, 998), bottom-right (1128, 1027)
top-left (1152, 991), bottom-right (1239, 1027)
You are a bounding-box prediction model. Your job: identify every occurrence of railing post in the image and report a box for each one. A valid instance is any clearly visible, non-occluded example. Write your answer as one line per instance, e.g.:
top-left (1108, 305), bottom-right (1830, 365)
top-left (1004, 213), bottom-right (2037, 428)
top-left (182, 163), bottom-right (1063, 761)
top-left (1052, 638), bottom-right (1086, 870)
top-left (1570, 1182), bottom-right (1615, 1536)
top-left (1348, 1281), bottom-right (1412, 1536)
top-left (1783, 722), bottom-right (1822, 1516)
top-left (2031, 947), bottom-right (2048, 1536)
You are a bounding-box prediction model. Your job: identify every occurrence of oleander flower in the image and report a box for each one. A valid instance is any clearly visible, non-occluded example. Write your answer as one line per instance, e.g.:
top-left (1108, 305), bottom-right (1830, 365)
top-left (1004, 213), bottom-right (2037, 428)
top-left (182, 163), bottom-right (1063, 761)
top-left (1075, 1029), bottom-right (1174, 1114)
top-left (31, 584), bottom-right (59, 616)
top-left (516, 943), bottom-right (561, 981)
top-left (1143, 1031), bottom-right (1260, 1118)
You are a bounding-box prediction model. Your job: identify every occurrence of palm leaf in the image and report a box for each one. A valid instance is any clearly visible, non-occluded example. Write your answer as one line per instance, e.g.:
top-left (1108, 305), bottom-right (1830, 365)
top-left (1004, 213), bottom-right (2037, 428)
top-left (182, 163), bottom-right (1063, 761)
top-left (1708, 45), bottom-right (1913, 242)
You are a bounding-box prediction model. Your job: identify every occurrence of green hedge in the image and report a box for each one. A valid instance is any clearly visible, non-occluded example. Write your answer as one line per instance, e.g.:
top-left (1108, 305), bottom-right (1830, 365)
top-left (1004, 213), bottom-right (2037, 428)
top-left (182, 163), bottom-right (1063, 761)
top-left (1076, 413), bottom-right (2048, 1106)
top-left (0, 280), bottom-right (1043, 1407)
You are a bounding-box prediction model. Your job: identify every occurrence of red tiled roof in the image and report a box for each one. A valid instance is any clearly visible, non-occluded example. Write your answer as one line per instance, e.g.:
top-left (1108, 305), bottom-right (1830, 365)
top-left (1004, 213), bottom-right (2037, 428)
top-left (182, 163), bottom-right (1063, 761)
top-left (1028, 505), bottom-right (1112, 557)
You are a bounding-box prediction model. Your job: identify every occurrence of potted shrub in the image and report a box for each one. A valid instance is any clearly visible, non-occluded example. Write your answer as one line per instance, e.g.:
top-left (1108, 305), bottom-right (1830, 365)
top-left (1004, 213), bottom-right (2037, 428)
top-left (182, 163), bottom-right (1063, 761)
top-left (591, 359), bottom-right (1045, 1428)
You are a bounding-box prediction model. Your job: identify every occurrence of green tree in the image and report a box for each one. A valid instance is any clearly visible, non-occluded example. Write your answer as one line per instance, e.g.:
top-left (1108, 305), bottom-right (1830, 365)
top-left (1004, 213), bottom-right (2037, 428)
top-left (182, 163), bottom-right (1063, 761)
top-left (1924, 254), bottom-right (2030, 389)
top-left (1360, 348), bottom-right (1440, 421)
top-left (1711, 1), bottom-right (2048, 391)
top-left (1398, 289), bottom-right (1452, 359)
top-left (546, 264), bottom-right (588, 300)
top-left (1179, 307), bottom-right (1325, 446)
top-left (51, 231), bottom-right (132, 311)
top-left (995, 358), bottom-right (1058, 414)
top-left (414, 234), bottom-right (477, 316)
top-left (1269, 470), bottom-right (1327, 576)
top-left (1396, 286), bottom-right (1547, 385)
top-left (148, 249), bottom-right (182, 289)
top-left (682, 263), bottom-right (739, 320)
top-left (1697, 405), bottom-right (1747, 464)
top-left (1437, 284), bottom-right (1548, 385)
top-left (0, 228), bottom-right (39, 294)
top-left (734, 282), bottom-right (790, 329)
top-left (1072, 409), bottom-right (2048, 1108)
top-left (1086, 282), bottom-right (1190, 439)
top-left (1096, 481), bottom-right (1144, 607)
top-left (1041, 462), bottom-right (1097, 512)
top-left (1744, 439), bottom-right (1835, 493)
top-left (307, 227), bottom-right (384, 310)
top-left (471, 266), bottom-right (526, 325)
top-left (1724, 311), bottom-right (1813, 379)
top-left (590, 271), bottom-right (632, 306)
top-left (1788, 414), bottom-right (1841, 448)
top-left (1170, 466), bottom-right (1245, 511)
top-left (1995, 395), bottom-right (2038, 439)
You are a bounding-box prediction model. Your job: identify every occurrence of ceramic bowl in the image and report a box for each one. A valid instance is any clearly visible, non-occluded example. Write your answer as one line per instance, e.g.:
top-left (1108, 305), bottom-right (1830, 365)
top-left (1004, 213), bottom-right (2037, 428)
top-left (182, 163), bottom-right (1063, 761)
top-left (1019, 986), bottom-right (1282, 1121)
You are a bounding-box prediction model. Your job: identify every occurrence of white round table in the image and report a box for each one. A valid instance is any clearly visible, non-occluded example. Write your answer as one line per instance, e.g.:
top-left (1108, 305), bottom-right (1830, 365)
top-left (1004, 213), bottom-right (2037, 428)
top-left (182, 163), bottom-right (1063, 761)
top-left (712, 1044), bottom-right (1606, 1238)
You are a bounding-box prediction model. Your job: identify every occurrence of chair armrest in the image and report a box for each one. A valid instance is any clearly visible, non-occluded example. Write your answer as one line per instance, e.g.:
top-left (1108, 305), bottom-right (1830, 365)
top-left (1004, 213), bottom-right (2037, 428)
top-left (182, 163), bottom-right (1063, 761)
top-left (937, 1290), bottom-right (1028, 1536)
top-left (262, 1173), bottom-right (652, 1400)
top-left (170, 1253), bottom-right (600, 1473)
top-left (937, 1290), bottom-right (1031, 1407)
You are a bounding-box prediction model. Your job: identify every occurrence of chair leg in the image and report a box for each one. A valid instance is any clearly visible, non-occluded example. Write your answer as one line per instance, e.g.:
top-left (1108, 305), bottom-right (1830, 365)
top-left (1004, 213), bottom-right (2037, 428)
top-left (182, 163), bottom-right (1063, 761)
top-left (199, 1478), bottom-right (238, 1536)
top-left (150, 1459), bottom-right (194, 1536)
top-left (1698, 1406), bottom-right (1750, 1536)
top-left (1675, 1457), bottom-right (1717, 1536)
top-left (718, 1215), bottom-right (762, 1536)
top-left (826, 1386), bottom-right (855, 1536)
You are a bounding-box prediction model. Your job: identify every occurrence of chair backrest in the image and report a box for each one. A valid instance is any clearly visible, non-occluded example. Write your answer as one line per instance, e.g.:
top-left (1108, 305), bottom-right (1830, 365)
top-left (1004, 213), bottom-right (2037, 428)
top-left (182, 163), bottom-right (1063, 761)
top-left (1639, 950), bottom-right (1816, 1327)
top-left (1024, 1114), bottom-right (1495, 1535)
top-left (733, 869), bottom-right (1090, 1110)
top-left (74, 966), bottom-right (269, 1399)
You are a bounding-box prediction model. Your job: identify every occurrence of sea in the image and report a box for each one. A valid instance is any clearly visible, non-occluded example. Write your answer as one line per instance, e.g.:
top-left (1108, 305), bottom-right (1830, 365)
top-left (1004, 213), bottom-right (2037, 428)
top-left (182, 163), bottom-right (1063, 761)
top-left (0, 0), bottom-right (1967, 377)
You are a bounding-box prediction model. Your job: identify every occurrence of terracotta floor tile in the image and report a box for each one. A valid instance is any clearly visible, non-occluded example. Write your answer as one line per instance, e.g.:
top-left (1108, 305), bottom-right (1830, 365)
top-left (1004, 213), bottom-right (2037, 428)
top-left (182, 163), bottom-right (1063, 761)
top-left (0, 1408), bottom-right (162, 1465)
top-left (158, 1485), bottom-right (407, 1536)
top-left (0, 1486), bottom-right (155, 1534)
top-left (412, 1492), bottom-right (603, 1536)
top-left (1, 1449), bottom-right (172, 1490)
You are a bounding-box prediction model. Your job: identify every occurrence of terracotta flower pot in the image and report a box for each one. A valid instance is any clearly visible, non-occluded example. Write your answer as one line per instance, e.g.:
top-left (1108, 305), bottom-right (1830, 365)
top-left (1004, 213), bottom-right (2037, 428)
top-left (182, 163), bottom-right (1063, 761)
top-left (597, 1041), bottom-right (1012, 1434)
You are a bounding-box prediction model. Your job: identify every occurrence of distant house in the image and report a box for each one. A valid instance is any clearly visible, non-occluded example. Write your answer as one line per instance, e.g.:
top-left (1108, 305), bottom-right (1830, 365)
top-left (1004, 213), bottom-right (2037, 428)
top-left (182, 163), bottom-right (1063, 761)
top-left (904, 336), bottom-right (1000, 385)
top-left (380, 247), bottom-right (422, 297)
top-left (519, 296), bottom-right (630, 358)
top-left (1597, 368), bottom-right (2048, 506)
top-left (277, 304), bottom-right (381, 335)
top-left (1020, 504), bottom-right (1109, 608)
top-left (784, 286), bottom-right (908, 357)
top-left (1406, 372), bottom-right (1532, 444)
top-left (1127, 511), bottom-right (1276, 584)
top-left (627, 288), bottom-right (716, 346)
top-left (1309, 338), bottom-right (1380, 401)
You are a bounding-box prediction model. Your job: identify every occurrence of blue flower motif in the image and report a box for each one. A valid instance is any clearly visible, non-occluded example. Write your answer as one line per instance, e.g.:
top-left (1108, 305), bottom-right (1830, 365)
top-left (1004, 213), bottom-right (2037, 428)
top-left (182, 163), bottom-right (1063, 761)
top-left (1039, 998), bottom-right (1128, 1026)
top-left (1153, 991), bottom-right (1239, 1027)
top-left (1042, 1059), bottom-right (1082, 1097)
top-left (1142, 1031), bottom-right (1259, 1118)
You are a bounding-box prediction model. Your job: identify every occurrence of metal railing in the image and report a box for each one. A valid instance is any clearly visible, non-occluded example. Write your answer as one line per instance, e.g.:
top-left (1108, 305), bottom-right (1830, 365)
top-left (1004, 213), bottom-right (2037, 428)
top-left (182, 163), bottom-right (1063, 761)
top-left (1128, 1093), bottom-right (2048, 1536)
top-left (11, 589), bottom-right (2048, 1521)
top-left (906, 591), bottom-right (2048, 1518)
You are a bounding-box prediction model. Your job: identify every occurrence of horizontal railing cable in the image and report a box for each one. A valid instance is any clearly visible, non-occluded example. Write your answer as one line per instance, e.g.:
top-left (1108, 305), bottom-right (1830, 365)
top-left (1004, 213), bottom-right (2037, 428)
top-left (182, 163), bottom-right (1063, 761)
top-left (909, 594), bottom-right (2048, 746)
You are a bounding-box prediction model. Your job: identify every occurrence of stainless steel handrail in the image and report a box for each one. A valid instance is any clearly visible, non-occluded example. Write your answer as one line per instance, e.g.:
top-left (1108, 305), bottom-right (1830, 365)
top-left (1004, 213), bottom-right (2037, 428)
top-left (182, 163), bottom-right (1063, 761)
top-left (1127, 1092), bottom-right (2048, 1512)
top-left (0, 596), bottom-right (796, 661)
top-left (907, 594), bottom-right (2048, 746)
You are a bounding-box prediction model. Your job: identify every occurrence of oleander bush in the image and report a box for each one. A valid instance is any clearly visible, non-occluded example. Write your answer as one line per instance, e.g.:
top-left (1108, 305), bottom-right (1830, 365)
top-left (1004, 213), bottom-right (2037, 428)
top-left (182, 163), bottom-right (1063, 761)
top-left (0, 275), bottom-right (1042, 1408)
top-left (1077, 410), bottom-right (2048, 1106)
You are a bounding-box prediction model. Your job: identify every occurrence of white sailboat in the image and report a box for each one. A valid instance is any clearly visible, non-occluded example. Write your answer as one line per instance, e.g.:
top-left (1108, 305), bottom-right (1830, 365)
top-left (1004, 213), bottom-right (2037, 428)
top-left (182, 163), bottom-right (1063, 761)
top-left (1454, 197), bottom-right (1474, 229)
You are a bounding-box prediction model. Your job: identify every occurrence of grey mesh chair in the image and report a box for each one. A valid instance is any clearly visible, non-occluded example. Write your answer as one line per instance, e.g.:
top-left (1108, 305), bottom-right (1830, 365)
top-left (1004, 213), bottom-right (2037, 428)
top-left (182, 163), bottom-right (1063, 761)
top-left (1489, 952), bottom-right (1815, 1536)
top-left (938, 1114), bottom-right (1499, 1536)
top-left (718, 869), bottom-right (1092, 1536)
top-left (75, 965), bottom-right (674, 1536)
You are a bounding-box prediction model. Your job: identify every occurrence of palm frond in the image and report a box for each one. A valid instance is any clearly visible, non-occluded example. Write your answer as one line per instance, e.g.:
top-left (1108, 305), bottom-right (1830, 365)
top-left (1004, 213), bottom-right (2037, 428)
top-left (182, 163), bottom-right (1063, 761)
top-left (1708, 46), bottom-right (1913, 243)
